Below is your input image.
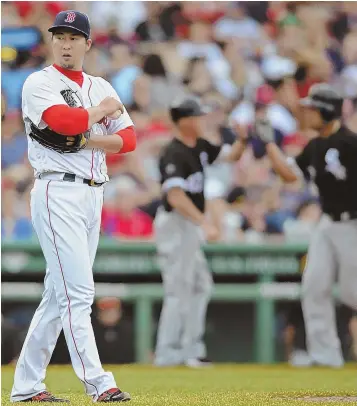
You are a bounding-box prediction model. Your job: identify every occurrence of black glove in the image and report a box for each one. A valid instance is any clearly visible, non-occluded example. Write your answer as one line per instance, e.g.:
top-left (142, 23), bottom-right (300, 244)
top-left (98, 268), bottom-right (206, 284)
top-left (29, 122), bottom-right (90, 154)
top-left (254, 117), bottom-right (275, 144)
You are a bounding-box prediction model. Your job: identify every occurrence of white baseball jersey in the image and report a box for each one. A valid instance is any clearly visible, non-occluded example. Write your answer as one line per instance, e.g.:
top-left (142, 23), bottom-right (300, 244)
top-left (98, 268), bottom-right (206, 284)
top-left (22, 65), bottom-right (133, 183)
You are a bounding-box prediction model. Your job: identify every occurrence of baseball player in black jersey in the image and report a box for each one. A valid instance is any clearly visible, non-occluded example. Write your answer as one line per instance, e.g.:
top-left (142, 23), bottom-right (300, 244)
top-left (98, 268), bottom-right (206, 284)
top-left (154, 97), bottom-right (248, 367)
top-left (255, 83), bottom-right (357, 367)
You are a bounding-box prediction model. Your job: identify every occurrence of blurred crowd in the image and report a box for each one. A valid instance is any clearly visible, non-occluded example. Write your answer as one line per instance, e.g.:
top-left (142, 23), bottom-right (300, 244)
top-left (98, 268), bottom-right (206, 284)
top-left (2, 1), bottom-right (357, 242)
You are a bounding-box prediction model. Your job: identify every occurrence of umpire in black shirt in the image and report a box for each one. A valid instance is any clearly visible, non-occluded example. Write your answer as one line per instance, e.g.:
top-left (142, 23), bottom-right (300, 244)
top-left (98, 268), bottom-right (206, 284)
top-left (154, 96), bottom-right (248, 367)
top-left (255, 83), bottom-right (357, 367)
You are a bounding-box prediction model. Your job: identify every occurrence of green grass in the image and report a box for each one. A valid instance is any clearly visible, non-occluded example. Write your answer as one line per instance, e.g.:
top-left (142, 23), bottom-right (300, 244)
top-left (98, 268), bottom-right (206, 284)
top-left (2, 364), bottom-right (357, 405)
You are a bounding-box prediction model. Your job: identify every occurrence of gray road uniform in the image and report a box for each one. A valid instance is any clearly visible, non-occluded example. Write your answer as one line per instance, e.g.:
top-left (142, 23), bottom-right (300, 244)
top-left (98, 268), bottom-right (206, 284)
top-left (291, 125), bottom-right (357, 366)
top-left (154, 137), bottom-right (223, 366)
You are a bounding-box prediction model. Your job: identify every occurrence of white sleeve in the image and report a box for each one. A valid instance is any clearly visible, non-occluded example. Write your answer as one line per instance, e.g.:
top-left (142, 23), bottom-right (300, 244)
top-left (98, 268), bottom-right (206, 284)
top-left (104, 81), bottom-right (134, 134)
top-left (214, 144), bottom-right (233, 163)
top-left (213, 19), bottom-right (229, 38)
top-left (267, 104), bottom-right (297, 136)
top-left (229, 101), bottom-right (254, 126)
top-left (22, 72), bottom-right (67, 127)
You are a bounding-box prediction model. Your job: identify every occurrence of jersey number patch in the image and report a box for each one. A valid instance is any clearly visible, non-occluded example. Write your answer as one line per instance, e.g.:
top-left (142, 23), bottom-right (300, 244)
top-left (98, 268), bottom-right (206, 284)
top-left (60, 89), bottom-right (80, 108)
top-left (325, 148), bottom-right (347, 180)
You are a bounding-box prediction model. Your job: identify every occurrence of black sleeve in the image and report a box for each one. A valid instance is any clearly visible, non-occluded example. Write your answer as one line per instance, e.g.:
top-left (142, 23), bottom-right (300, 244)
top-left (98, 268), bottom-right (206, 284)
top-left (159, 149), bottom-right (187, 191)
top-left (294, 140), bottom-right (314, 180)
top-left (199, 138), bottom-right (222, 164)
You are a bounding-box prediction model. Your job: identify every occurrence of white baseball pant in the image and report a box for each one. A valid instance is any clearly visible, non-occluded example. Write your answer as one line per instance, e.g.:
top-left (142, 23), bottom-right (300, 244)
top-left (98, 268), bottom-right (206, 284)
top-left (11, 178), bottom-right (117, 402)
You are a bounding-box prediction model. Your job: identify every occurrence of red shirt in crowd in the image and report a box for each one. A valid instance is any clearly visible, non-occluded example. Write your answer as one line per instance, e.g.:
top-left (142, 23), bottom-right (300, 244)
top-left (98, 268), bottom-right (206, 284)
top-left (101, 207), bottom-right (153, 239)
top-left (14, 1), bottom-right (65, 18)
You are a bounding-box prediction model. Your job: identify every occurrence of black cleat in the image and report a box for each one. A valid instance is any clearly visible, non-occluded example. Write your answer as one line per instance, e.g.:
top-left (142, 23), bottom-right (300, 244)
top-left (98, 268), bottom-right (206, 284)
top-left (97, 388), bottom-right (131, 402)
top-left (20, 391), bottom-right (69, 402)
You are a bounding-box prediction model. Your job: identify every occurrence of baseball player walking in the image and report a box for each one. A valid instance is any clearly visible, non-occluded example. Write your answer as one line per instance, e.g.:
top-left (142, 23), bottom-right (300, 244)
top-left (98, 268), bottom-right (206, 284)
top-left (255, 84), bottom-right (357, 367)
top-left (154, 97), bottom-right (248, 367)
top-left (11, 11), bottom-right (136, 402)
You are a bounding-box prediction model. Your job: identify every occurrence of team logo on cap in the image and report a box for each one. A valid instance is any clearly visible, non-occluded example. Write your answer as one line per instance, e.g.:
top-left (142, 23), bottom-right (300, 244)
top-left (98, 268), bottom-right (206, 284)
top-left (64, 11), bottom-right (76, 23)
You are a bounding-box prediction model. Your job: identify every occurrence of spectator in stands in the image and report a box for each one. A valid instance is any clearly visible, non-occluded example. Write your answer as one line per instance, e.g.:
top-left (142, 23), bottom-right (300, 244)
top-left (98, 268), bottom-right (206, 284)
top-left (178, 21), bottom-right (223, 62)
top-left (2, 111), bottom-right (27, 170)
top-left (261, 55), bottom-right (300, 137)
top-left (213, 2), bottom-right (264, 44)
top-left (82, 1), bottom-right (146, 39)
top-left (83, 44), bottom-right (111, 78)
top-left (1, 2), bottom-right (23, 27)
top-left (249, 85), bottom-right (285, 158)
top-left (241, 196), bottom-right (268, 243)
top-left (92, 297), bottom-right (134, 364)
top-left (101, 176), bottom-right (155, 240)
top-left (180, 2), bottom-right (225, 25)
top-left (131, 74), bottom-right (151, 113)
top-left (110, 43), bottom-right (141, 105)
top-left (221, 186), bottom-right (276, 243)
top-left (329, 2), bottom-right (357, 43)
top-left (135, 2), bottom-right (175, 42)
top-left (281, 132), bottom-right (308, 158)
top-left (183, 57), bottom-right (214, 97)
top-left (141, 53), bottom-right (185, 113)
top-left (223, 38), bottom-right (263, 93)
top-left (262, 185), bottom-right (293, 235)
top-left (2, 25), bottom-right (45, 110)
top-left (220, 186), bottom-right (247, 242)
top-left (282, 3), bottom-right (334, 86)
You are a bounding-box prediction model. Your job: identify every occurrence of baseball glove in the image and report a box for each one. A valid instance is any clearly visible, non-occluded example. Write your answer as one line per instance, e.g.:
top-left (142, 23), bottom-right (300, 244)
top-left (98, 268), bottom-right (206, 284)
top-left (29, 122), bottom-right (90, 154)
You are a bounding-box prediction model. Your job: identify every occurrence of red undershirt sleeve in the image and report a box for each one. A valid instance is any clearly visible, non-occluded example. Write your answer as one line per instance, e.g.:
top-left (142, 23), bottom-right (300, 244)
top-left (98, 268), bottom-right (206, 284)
top-left (42, 105), bottom-right (89, 136)
top-left (115, 126), bottom-right (137, 154)
top-left (43, 106), bottom-right (137, 154)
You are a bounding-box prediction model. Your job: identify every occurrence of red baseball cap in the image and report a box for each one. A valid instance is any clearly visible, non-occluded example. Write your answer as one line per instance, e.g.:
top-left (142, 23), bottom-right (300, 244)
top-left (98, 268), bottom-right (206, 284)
top-left (255, 84), bottom-right (274, 106)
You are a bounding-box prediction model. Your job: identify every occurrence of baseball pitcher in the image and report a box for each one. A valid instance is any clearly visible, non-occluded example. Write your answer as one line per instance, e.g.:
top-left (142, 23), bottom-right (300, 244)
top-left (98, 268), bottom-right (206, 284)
top-left (11, 10), bottom-right (136, 403)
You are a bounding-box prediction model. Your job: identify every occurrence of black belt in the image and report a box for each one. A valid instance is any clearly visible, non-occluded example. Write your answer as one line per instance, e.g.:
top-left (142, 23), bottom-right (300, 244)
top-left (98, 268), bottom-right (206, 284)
top-left (63, 173), bottom-right (104, 187)
top-left (326, 211), bottom-right (357, 221)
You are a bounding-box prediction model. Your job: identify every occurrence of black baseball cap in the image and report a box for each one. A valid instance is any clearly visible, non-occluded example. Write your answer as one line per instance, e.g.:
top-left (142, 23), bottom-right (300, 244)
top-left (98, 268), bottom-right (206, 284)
top-left (170, 97), bottom-right (211, 123)
top-left (48, 10), bottom-right (91, 39)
